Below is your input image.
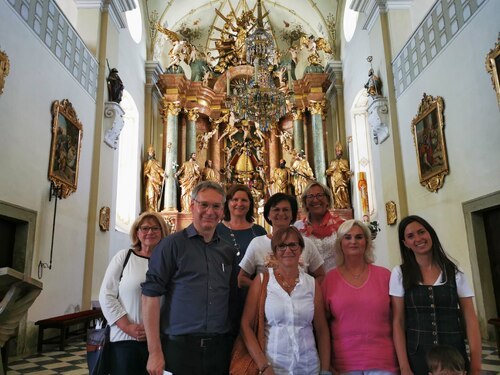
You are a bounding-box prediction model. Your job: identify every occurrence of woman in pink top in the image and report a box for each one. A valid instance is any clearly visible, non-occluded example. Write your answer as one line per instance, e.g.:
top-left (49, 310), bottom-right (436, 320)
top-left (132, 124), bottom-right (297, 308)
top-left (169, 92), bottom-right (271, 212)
top-left (322, 219), bottom-right (398, 373)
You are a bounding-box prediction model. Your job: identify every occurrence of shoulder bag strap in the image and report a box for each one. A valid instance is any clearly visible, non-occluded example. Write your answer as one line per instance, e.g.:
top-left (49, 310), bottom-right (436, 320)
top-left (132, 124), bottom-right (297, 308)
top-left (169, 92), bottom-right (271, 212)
top-left (116, 249), bottom-right (134, 299)
top-left (256, 271), bottom-right (269, 349)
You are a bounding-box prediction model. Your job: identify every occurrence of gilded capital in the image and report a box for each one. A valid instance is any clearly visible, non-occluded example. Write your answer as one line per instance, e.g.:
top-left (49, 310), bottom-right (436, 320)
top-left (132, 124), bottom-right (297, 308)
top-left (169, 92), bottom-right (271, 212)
top-left (308, 100), bottom-right (326, 115)
top-left (185, 108), bottom-right (200, 121)
top-left (161, 100), bottom-right (181, 117)
top-left (291, 108), bottom-right (304, 121)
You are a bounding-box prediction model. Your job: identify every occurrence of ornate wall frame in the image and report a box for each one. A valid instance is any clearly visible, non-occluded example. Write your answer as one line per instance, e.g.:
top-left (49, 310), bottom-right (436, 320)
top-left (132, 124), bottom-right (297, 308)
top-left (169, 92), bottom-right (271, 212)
top-left (48, 99), bottom-right (83, 198)
top-left (411, 93), bottom-right (449, 193)
top-left (0, 48), bottom-right (10, 95)
top-left (485, 34), bottom-right (500, 107)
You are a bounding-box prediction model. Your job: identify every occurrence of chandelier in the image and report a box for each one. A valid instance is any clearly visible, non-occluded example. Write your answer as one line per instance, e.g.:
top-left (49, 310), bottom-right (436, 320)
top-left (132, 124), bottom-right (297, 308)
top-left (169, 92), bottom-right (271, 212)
top-left (224, 0), bottom-right (293, 132)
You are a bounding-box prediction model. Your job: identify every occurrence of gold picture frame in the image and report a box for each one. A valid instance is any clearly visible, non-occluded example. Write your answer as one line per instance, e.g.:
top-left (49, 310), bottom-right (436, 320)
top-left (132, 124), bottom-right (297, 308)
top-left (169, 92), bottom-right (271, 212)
top-left (411, 93), bottom-right (449, 193)
top-left (485, 34), bottom-right (500, 107)
top-left (48, 99), bottom-right (83, 198)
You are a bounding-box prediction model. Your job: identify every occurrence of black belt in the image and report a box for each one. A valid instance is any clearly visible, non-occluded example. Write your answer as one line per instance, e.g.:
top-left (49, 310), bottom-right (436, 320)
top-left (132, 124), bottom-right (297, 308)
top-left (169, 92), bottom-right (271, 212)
top-left (167, 333), bottom-right (230, 348)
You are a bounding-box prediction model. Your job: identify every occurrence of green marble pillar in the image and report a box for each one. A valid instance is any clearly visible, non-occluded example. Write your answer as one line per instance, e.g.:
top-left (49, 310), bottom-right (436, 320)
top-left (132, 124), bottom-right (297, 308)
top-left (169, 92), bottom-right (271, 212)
top-left (185, 108), bottom-right (199, 156)
top-left (292, 109), bottom-right (304, 152)
top-left (309, 101), bottom-right (327, 185)
top-left (163, 102), bottom-right (181, 211)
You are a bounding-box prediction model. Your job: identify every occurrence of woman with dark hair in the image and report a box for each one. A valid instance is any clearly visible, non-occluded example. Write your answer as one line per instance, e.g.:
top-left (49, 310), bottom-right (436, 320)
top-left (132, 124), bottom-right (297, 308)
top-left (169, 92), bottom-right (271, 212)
top-left (238, 193), bottom-right (325, 288)
top-left (240, 226), bottom-right (331, 375)
top-left (216, 184), bottom-right (266, 328)
top-left (295, 181), bottom-right (344, 272)
top-left (99, 211), bottom-right (169, 374)
top-left (390, 215), bottom-right (481, 375)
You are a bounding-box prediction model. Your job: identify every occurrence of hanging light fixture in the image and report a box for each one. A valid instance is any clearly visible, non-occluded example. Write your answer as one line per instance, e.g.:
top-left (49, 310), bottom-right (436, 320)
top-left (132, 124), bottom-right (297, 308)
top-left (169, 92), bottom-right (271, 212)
top-left (225, 0), bottom-right (293, 132)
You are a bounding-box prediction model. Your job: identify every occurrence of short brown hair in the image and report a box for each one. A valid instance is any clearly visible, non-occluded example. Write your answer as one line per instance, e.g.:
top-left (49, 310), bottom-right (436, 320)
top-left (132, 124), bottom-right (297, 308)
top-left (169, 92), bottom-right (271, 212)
top-left (130, 211), bottom-right (170, 249)
top-left (271, 226), bottom-right (304, 254)
top-left (426, 345), bottom-right (465, 373)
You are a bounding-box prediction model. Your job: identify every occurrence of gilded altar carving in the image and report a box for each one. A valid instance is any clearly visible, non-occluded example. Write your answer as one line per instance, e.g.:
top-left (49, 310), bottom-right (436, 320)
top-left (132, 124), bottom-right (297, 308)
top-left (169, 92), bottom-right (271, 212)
top-left (185, 108), bottom-right (199, 121)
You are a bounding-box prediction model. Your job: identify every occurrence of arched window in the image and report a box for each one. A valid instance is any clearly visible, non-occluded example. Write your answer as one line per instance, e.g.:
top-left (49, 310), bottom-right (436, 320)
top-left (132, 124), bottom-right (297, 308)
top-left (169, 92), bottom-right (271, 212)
top-left (349, 89), bottom-right (377, 220)
top-left (343, 0), bottom-right (359, 43)
top-left (115, 90), bottom-right (139, 232)
top-left (125, 0), bottom-right (142, 44)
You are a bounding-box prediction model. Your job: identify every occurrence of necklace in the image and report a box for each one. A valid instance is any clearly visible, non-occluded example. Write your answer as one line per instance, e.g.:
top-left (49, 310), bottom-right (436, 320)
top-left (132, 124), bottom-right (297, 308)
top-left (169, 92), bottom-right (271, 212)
top-left (345, 264), bottom-right (367, 279)
top-left (226, 222), bottom-right (257, 257)
top-left (276, 270), bottom-right (300, 291)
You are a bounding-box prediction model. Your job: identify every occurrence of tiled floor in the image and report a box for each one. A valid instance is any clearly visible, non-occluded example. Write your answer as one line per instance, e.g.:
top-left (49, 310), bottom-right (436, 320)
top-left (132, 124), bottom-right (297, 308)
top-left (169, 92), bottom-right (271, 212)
top-left (6, 340), bottom-right (500, 374)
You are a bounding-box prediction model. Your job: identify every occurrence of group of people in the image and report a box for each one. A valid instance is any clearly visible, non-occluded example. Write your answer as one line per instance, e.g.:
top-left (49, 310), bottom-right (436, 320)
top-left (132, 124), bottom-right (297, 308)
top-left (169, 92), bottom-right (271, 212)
top-left (99, 179), bottom-right (482, 375)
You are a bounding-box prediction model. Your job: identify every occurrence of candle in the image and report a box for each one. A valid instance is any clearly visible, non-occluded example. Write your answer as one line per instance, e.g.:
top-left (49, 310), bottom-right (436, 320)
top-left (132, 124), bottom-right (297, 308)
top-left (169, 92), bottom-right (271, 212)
top-left (226, 71), bottom-right (230, 96)
top-left (254, 59), bottom-right (259, 84)
top-left (288, 64), bottom-right (293, 90)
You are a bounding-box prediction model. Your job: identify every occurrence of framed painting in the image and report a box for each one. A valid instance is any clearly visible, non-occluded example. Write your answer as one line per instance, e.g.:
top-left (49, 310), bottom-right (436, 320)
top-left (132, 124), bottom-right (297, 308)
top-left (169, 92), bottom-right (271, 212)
top-left (411, 93), bottom-right (448, 193)
top-left (485, 34), bottom-right (500, 107)
top-left (48, 99), bottom-right (83, 198)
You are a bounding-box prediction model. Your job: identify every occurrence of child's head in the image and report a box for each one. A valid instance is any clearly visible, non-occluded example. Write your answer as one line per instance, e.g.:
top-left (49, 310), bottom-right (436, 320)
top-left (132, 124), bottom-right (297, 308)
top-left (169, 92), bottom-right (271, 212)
top-left (426, 345), bottom-right (466, 375)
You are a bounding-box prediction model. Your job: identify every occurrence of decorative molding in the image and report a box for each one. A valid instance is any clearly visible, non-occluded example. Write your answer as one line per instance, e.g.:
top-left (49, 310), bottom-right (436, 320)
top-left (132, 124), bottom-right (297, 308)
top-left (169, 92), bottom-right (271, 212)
top-left (104, 101), bottom-right (125, 149)
top-left (392, 0), bottom-right (487, 98)
top-left (367, 97), bottom-right (390, 145)
top-left (6, 0), bottom-right (98, 100)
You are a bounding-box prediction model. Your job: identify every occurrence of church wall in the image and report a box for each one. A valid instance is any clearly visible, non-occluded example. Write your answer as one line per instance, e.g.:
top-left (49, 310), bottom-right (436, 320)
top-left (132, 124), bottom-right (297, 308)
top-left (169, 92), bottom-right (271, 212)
top-left (0, 0), bottom-right (97, 323)
top-left (394, 0), bottom-right (500, 282)
top-left (339, 8), bottom-right (398, 269)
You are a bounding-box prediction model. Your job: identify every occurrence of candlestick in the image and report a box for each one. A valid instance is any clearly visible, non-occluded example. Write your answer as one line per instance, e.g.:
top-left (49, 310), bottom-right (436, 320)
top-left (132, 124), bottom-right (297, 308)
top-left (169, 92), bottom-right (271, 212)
top-left (226, 71), bottom-right (230, 95)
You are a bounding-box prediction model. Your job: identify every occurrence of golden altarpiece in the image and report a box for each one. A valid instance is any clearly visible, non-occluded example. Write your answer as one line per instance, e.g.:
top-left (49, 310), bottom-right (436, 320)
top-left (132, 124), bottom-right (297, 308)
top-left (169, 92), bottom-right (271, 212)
top-left (145, 2), bottom-right (353, 229)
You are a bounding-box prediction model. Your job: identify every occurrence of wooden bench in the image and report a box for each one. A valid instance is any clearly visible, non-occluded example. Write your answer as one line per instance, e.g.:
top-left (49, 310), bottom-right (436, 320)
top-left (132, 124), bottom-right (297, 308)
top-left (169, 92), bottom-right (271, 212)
top-left (488, 318), bottom-right (500, 357)
top-left (35, 309), bottom-right (104, 353)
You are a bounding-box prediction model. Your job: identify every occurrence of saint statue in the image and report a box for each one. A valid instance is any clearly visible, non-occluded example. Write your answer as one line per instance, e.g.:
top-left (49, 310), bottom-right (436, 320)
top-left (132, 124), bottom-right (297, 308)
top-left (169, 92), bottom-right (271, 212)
top-left (143, 145), bottom-right (165, 212)
top-left (290, 151), bottom-right (315, 201)
top-left (175, 152), bottom-right (201, 212)
top-left (106, 68), bottom-right (124, 103)
top-left (269, 159), bottom-right (292, 195)
top-left (201, 159), bottom-right (219, 183)
top-left (326, 142), bottom-right (352, 209)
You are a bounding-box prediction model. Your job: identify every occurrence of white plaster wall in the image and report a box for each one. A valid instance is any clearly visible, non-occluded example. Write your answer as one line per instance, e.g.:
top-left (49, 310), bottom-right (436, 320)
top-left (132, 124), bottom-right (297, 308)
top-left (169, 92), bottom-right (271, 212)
top-left (394, 0), bottom-right (500, 280)
top-left (0, 0), bottom-right (96, 320)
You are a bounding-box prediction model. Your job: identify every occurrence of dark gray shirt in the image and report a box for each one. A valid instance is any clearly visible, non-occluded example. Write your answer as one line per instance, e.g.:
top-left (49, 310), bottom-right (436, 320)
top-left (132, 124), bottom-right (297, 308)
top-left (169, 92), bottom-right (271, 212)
top-left (141, 224), bottom-right (236, 335)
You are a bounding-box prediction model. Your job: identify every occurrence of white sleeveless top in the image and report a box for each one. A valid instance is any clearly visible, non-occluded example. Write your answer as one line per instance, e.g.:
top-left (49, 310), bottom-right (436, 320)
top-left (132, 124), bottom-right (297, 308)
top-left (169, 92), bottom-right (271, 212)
top-left (264, 268), bottom-right (320, 374)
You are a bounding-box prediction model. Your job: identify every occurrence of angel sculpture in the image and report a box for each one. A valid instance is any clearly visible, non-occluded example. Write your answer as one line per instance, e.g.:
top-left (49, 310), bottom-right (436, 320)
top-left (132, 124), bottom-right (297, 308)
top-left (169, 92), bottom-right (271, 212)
top-left (155, 23), bottom-right (195, 70)
top-left (252, 123), bottom-right (267, 143)
top-left (217, 112), bottom-right (240, 142)
top-left (275, 129), bottom-right (293, 152)
top-left (273, 66), bottom-right (287, 88)
top-left (299, 35), bottom-right (334, 66)
top-left (198, 127), bottom-right (218, 150)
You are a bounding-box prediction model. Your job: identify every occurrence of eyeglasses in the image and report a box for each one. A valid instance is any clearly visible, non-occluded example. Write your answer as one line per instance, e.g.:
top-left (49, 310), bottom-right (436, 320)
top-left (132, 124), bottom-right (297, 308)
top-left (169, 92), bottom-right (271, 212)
top-left (138, 226), bottom-right (161, 233)
top-left (305, 193), bottom-right (326, 200)
top-left (276, 242), bottom-right (301, 252)
top-left (193, 199), bottom-right (224, 212)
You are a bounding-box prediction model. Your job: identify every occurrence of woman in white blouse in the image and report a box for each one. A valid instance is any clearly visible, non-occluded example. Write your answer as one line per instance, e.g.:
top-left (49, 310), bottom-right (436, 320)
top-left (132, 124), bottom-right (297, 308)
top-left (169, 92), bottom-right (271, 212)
top-left (240, 226), bottom-right (331, 375)
top-left (99, 212), bottom-right (169, 375)
top-left (238, 193), bottom-right (325, 288)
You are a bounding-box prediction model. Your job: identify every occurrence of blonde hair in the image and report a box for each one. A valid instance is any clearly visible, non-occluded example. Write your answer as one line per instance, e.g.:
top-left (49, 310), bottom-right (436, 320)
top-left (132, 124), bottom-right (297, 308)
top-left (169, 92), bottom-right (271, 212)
top-left (300, 181), bottom-right (333, 211)
top-left (130, 211), bottom-right (170, 250)
top-left (334, 219), bottom-right (374, 266)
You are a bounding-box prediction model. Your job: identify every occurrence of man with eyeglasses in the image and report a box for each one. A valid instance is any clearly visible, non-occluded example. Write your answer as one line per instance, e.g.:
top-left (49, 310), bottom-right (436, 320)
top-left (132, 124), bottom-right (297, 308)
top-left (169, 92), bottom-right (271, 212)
top-left (142, 181), bottom-right (236, 375)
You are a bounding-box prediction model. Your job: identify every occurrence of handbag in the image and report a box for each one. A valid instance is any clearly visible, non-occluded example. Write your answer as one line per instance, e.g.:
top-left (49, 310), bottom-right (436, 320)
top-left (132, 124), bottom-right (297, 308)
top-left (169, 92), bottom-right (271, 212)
top-left (86, 324), bottom-right (110, 375)
top-left (230, 272), bottom-right (269, 375)
top-left (87, 249), bottom-right (133, 374)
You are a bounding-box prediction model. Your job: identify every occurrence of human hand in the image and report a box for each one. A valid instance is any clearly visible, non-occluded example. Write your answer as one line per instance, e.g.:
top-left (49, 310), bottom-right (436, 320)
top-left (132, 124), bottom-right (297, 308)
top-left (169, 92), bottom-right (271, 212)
top-left (400, 366), bottom-right (414, 375)
top-left (125, 323), bottom-right (146, 341)
top-left (146, 350), bottom-right (165, 375)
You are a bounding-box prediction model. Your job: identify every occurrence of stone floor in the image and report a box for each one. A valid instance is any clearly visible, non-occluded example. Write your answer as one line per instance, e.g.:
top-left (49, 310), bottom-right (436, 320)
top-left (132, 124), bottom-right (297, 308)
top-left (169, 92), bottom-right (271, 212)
top-left (5, 339), bottom-right (500, 374)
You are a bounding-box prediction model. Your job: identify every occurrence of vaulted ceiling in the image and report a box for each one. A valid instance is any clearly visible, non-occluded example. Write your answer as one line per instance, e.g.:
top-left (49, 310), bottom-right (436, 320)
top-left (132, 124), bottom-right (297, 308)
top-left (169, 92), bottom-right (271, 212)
top-left (145, 0), bottom-right (342, 68)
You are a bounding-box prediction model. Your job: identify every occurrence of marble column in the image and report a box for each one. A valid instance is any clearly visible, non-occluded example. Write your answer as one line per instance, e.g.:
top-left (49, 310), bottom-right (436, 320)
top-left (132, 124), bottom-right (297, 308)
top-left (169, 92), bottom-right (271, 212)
top-left (308, 100), bottom-right (327, 185)
top-left (162, 101), bottom-right (181, 211)
top-left (185, 108), bottom-right (199, 156)
top-left (292, 109), bottom-right (305, 153)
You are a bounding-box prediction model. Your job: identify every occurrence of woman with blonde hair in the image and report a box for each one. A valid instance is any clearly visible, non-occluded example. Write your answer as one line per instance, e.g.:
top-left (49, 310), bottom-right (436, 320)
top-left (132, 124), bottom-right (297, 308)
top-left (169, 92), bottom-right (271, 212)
top-left (99, 211), bottom-right (169, 374)
top-left (322, 219), bottom-right (397, 373)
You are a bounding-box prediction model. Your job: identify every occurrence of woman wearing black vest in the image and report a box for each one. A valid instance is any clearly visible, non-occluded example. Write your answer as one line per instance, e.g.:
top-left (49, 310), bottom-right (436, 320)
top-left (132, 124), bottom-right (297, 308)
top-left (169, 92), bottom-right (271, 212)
top-left (390, 215), bottom-right (481, 375)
